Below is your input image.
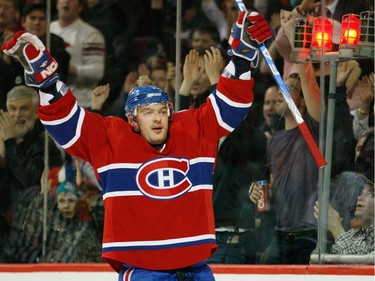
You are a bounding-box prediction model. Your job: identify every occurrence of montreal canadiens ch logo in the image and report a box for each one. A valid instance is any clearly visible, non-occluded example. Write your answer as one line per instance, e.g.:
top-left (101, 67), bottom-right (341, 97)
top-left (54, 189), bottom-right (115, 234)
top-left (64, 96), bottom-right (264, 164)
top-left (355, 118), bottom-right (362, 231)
top-left (136, 157), bottom-right (192, 199)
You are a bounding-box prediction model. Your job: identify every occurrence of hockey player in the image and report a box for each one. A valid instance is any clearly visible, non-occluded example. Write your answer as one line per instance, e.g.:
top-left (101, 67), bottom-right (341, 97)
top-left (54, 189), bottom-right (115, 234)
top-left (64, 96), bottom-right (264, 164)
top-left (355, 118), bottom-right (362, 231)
top-left (2, 11), bottom-right (272, 281)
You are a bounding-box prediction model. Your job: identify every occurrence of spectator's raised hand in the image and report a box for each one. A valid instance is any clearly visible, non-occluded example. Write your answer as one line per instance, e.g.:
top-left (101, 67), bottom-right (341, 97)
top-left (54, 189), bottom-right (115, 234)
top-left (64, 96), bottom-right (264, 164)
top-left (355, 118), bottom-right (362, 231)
top-left (0, 109), bottom-right (16, 141)
top-left (204, 47), bottom-right (223, 85)
top-left (280, 9), bottom-right (297, 46)
top-left (123, 71), bottom-right (139, 93)
top-left (166, 62), bottom-right (176, 91)
top-left (179, 49), bottom-right (204, 97)
top-left (336, 61), bottom-right (356, 87)
top-left (358, 73), bottom-right (374, 113)
top-left (91, 83), bottom-right (110, 111)
top-left (314, 202), bottom-right (345, 240)
top-left (183, 49), bottom-right (204, 83)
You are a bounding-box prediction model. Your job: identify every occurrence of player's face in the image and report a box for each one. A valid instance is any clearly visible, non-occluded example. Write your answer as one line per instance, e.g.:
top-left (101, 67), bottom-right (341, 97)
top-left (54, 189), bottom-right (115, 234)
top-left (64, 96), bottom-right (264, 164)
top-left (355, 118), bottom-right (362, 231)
top-left (57, 192), bottom-right (79, 218)
top-left (135, 103), bottom-right (170, 148)
top-left (7, 97), bottom-right (37, 139)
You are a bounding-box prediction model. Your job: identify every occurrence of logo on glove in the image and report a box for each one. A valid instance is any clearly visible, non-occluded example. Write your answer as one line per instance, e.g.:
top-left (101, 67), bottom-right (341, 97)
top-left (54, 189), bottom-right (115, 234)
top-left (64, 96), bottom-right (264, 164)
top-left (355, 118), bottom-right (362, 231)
top-left (40, 60), bottom-right (58, 79)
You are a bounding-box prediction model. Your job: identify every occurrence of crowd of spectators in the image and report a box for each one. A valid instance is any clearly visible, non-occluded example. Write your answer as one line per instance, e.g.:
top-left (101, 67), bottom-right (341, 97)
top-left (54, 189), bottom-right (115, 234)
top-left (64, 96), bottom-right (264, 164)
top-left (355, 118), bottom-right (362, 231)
top-left (0, 0), bottom-right (373, 265)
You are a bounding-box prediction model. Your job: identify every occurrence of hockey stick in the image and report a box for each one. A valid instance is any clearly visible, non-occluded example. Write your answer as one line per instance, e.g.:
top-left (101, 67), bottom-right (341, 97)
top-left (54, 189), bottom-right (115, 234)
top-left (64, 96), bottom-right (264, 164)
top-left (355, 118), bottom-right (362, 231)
top-left (235, 0), bottom-right (327, 168)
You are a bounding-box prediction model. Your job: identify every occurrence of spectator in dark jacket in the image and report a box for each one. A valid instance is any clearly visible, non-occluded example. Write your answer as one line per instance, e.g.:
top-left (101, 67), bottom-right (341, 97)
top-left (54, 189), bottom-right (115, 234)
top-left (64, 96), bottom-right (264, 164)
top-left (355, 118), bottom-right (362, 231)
top-left (0, 85), bottom-right (63, 254)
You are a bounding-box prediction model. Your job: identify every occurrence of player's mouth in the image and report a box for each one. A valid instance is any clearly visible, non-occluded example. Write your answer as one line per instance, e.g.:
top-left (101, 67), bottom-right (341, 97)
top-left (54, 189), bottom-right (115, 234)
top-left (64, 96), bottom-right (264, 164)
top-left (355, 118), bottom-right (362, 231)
top-left (152, 126), bottom-right (163, 134)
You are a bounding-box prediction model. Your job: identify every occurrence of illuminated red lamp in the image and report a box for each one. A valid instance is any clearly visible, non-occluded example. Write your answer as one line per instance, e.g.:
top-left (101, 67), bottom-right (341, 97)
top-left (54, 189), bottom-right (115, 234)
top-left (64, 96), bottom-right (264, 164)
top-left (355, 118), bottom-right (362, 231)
top-left (311, 17), bottom-right (333, 52)
top-left (339, 14), bottom-right (360, 58)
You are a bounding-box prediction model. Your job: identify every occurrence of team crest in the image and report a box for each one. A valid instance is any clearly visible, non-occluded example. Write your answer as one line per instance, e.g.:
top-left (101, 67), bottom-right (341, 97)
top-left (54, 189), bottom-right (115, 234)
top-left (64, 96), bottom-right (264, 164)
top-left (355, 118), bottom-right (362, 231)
top-left (136, 157), bottom-right (192, 199)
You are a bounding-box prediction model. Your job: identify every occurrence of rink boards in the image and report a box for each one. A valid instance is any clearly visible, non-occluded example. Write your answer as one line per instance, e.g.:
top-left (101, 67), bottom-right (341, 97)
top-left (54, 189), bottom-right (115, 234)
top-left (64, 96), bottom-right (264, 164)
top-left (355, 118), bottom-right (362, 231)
top-left (0, 264), bottom-right (373, 280)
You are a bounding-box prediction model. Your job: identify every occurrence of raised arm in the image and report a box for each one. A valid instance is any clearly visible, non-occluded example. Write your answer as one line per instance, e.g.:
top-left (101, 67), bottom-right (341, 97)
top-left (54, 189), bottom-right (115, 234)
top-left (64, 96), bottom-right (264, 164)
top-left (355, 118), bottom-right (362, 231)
top-left (280, 9), bottom-right (321, 122)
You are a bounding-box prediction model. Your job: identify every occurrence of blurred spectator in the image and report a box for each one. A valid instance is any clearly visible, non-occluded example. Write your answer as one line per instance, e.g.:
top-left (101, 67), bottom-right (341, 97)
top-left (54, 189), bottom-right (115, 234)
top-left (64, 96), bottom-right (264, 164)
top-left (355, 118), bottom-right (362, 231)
top-left (313, 182), bottom-right (374, 255)
top-left (354, 127), bottom-right (374, 183)
top-left (250, 11), bottom-right (323, 264)
top-left (80, 0), bottom-right (128, 105)
top-left (0, 0), bottom-right (23, 109)
top-left (201, 0), bottom-right (227, 42)
top-left (330, 171), bottom-right (369, 231)
top-left (1, 152), bottom-right (104, 263)
top-left (251, 70), bottom-right (321, 264)
top-left (259, 1), bottom-right (288, 79)
top-left (350, 73), bottom-right (374, 140)
top-left (81, 0), bottom-right (127, 58)
top-left (209, 121), bottom-right (268, 264)
top-left (26, 180), bottom-right (103, 262)
top-left (323, 60), bottom-right (359, 178)
top-left (18, 3), bottom-right (70, 83)
top-left (150, 65), bottom-right (176, 101)
top-left (258, 85), bottom-right (279, 139)
top-left (50, 0), bottom-right (105, 108)
top-left (0, 184), bottom-right (40, 262)
top-left (179, 47), bottom-right (223, 109)
top-left (0, 0), bottom-right (21, 42)
top-left (0, 85), bottom-right (63, 256)
top-left (189, 22), bottom-right (222, 56)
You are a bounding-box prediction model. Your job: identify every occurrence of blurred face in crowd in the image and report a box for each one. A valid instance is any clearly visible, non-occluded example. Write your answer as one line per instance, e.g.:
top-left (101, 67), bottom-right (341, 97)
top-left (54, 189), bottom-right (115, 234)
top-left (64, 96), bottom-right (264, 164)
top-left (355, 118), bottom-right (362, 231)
top-left (0, 0), bottom-right (16, 31)
top-left (354, 184), bottom-right (374, 224)
top-left (57, 191), bottom-right (79, 218)
top-left (191, 31), bottom-right (215, 55)
top-left (7, 97), bottom-right (37, 139)
top-left (275, 77), bottom-right (304, 117)
top-left (222, 0), bottom-right (239, 28)
top-left (56, 0), bottom-right (82, 25)
top-left (22, 9), bottom-right (46, 38)
top-left (183, 5), bottom-right (197, 26)
top-left (151, 69), bottom-right (167, 91)
top-left (130, 103), bottom-right (170, 149)
top-left (190, 56), bottom-right (210, 96)
top-left (263, 86), bottom-right (278, 125)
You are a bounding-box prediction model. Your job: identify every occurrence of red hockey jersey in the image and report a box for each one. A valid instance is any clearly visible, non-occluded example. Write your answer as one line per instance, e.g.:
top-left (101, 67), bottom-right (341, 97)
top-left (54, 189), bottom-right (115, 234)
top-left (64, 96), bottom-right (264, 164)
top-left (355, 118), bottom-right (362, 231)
top-left (38, 76), bottom-right (254, 271)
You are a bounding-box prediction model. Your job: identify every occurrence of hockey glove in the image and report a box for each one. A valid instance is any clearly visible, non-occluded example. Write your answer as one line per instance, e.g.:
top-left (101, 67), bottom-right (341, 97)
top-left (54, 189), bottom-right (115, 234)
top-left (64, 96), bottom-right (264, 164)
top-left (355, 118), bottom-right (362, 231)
top-left (228, 11), bottom-right (259, 62)
top-left (2, 31), bottom-right (59, 88)
top-left (246, 13), bottom-right (273, 45)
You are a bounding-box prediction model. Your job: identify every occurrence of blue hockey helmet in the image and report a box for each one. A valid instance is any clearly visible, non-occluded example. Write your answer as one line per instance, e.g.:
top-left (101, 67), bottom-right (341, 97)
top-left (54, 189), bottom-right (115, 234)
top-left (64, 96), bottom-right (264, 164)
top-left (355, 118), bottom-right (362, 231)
top-left (125, 85), bottom-right (174, 119)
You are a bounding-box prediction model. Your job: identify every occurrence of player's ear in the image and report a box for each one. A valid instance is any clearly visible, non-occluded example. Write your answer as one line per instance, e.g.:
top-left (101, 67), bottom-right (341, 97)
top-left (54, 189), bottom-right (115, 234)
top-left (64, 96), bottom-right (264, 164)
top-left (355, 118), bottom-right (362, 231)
top-left (128, 117), bottom-right (140, 133)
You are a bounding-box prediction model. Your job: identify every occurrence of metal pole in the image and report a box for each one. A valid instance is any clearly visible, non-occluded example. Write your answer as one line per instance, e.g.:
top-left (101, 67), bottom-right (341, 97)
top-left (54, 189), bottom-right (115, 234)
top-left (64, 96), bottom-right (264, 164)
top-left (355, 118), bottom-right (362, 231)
top-left (317, 0), bottom-right (327, 264)
top-left (174, 0), bottom-right (182, 111)
top-left (42, 0), bottom-right (52, 259)
top-left (318, 54), bottom-right (338, 261)
top-left (311, 253), bottom-right (375, 264)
